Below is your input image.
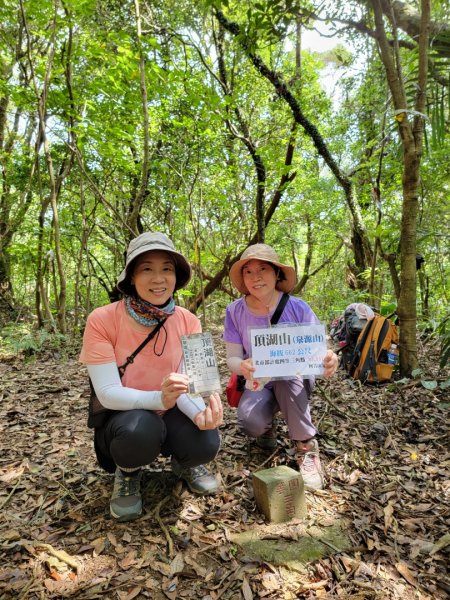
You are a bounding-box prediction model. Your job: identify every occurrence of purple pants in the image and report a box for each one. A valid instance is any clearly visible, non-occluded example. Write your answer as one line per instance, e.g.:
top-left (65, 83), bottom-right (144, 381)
top-left (237, 377), bottom-right (316, 442)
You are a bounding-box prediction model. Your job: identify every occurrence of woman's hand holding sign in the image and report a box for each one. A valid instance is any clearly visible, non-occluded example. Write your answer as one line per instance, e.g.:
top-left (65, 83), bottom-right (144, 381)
top-left (322, 349), bottom-right (339, 378)
top-left (193, 392), bottom-right (223, 430)
top-left (239, 358), bottom-right (255, 380)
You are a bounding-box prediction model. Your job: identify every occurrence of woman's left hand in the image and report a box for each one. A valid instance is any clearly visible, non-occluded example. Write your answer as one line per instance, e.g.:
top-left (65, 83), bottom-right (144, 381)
top-left (323, 349), bottom-right (339, 378)
top-left (193, 392), bottom-right (223, 430)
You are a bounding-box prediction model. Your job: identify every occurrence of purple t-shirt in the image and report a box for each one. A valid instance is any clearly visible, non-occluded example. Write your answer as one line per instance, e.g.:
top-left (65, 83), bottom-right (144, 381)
top-left (223, 294), bottom-right (319, 358)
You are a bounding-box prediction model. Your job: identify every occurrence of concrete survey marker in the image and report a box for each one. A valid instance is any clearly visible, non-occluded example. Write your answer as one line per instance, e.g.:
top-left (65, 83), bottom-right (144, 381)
top-left (252, 465), bottom-right (307, 523)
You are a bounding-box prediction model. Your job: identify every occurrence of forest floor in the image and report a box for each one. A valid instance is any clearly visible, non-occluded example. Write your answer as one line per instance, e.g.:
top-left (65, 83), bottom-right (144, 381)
top-left (0, 326), bottom-right (449, 600)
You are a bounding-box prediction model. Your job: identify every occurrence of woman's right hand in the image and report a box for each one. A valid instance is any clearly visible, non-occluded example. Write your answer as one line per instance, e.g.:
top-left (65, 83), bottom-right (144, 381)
top-left (193, 392), bottom-right (223, 430)
top-left (240, 358), bottom-right (256, 380)
top-left (161, 373), bottom-right (189, 409)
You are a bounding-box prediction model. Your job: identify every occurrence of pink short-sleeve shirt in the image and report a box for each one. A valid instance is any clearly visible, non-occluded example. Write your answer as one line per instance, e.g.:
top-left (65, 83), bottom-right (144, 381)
top-left (79, 300), bottom-right (201, 391)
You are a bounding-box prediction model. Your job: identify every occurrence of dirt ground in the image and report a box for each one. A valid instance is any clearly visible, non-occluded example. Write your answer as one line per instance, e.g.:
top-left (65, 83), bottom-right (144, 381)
top-left (0, 333), bottom-right (449, 599)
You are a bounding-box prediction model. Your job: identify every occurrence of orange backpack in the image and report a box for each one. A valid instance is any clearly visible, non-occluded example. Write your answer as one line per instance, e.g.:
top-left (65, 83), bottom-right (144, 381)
top-left (348, 315), bottom-right (399, 383)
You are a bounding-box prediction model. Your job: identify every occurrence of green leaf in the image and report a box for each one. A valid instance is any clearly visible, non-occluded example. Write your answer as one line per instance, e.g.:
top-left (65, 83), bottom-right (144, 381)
top-left (421, 380), bottom-right (438, 390)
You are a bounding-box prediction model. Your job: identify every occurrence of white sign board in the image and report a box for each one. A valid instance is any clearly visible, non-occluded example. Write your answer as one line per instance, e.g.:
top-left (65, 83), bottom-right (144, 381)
top-left (181, 332), bottom-right (221, 395)
top-left (250, 323), bottom-right (327, 378)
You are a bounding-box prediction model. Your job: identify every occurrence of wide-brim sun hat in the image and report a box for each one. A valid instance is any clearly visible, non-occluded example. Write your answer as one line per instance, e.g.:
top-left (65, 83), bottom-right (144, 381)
top-left (117, 232), bottom-right (192, 293)
top-left (229, 243), bottom-right (297, 295)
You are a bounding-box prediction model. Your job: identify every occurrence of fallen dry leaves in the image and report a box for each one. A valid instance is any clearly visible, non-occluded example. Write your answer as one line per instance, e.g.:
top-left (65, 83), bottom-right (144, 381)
top-left (0, 331), bottom-right (448, 599)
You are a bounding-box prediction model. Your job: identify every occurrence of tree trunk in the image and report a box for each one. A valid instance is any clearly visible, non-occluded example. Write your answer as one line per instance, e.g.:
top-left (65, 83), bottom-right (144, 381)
top-left (379, 0), bottom-right (448, 47)
top-left (36, 189), bottom-right (55, 331)
top-left (371, 0), bottom-right (430, 375)
top-left (397, 147), bottom-right (420, 371)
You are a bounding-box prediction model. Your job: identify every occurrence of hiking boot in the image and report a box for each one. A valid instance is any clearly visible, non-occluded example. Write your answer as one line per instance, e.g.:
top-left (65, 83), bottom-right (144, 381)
top-left (171, 458), bottom-right (219, 495)
top-left (296, 438), bottom-right (324, 491)
top-left (110, 468), bottom-right (142, 522)
top-left (256, 425), bottom-right (277, 450)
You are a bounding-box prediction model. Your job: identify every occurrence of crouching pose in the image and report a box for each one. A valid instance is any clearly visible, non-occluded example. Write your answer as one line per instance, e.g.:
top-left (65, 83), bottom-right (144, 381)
top-left (223, 244), bottom-right (338, 490)
top-left (80, 232), bottom-right (222, 521)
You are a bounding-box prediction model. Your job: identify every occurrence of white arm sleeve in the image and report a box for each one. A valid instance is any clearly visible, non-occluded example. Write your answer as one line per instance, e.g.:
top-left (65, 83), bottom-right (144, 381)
top-left (226, 342), bottom-right (245, 373)
top-left (175, 358), bottom-right (206, 421)
top-left (87, 363), bottom-right (165, 411)
top-left (176, 393), bottom-right (206, 421)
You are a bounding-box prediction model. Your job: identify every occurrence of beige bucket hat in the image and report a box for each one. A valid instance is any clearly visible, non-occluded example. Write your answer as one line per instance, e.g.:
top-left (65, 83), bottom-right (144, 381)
top-left (229, 243), bottom-right (297, 295)
top-left (117, 232), bottom-right (192, 293)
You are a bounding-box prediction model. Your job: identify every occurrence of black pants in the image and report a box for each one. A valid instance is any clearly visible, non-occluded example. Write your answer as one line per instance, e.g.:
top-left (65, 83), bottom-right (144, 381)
top-left (94, 407), bottom-right (221, 473)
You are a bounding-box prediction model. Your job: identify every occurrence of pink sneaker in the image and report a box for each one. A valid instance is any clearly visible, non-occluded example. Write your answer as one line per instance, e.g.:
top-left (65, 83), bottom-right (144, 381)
top-left (296, 438), bottom-right (324, 490)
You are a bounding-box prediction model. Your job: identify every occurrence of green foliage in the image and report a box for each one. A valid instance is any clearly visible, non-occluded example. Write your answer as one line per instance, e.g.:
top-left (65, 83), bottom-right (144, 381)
top-left (421, 379), bottom-right (438, 390)
top-left (407, 367), bottom-right (450, 392)
top-left (437, 312), bottom-right (450, 370)
top-left (0, 324), bottom-right (73, 359)
top-left (378, 301), bottom-right (397, 317)
top-left (0, 0), bottom-right (447, 382)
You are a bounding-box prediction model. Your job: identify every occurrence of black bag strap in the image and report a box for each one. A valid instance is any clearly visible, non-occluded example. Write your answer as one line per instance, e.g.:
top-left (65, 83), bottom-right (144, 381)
top-left (271, 292), bottom-right (289, 325)
top-left (359, 341), bottom-right (377, 383)
top-left (118, 318), bottom-right (166, 377)
top-left (348, 318), bottom-right (374, 377)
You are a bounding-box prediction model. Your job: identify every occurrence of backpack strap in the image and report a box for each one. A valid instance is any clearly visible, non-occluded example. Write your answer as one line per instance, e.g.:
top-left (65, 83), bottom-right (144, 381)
top-left (360, 341), bottom-right (377, 383)
top-left (348, 318), bottom-right (374, 377)
top-left (371, 316), bottom-right (388, 358)
top-left (271, 293), bottom-right (289, 325)
top-left (356, 317), bottom-right (389, 383)
top-left (117, 318), bottom-right (166, 377)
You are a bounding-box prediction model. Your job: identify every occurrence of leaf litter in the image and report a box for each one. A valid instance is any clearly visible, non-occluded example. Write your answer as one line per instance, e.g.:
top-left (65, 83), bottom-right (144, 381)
top-left (0, 331), bottom-right (448, 599)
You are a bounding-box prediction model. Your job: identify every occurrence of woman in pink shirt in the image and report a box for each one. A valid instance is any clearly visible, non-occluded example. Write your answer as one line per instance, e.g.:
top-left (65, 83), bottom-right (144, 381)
top-left (80, 232), bottom-right (222, 522)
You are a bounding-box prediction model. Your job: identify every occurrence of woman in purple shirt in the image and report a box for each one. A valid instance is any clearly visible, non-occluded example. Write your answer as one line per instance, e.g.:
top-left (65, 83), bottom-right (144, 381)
top-left (223, 244), bottom-right (338, 490)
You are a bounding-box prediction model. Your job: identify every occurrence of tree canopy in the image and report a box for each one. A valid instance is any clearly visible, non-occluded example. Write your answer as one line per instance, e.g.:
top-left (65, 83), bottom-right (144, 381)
top-left (0, 0), bottom-right (449, 374)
